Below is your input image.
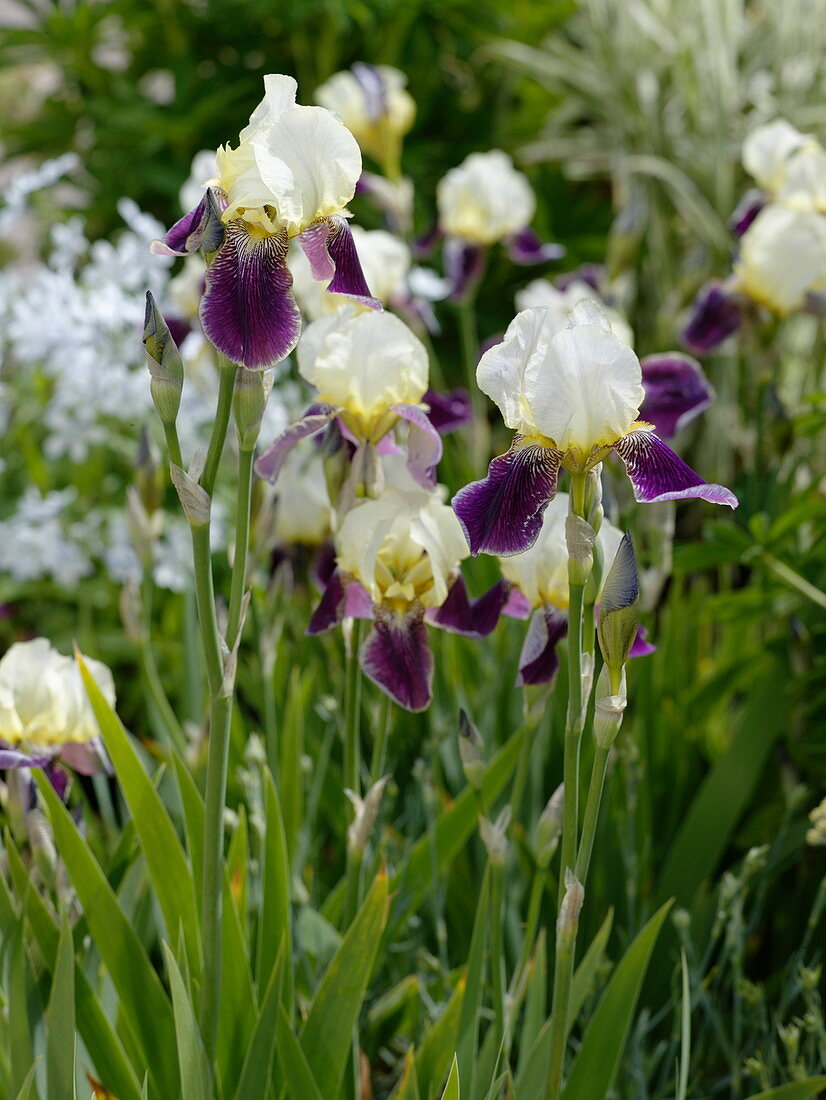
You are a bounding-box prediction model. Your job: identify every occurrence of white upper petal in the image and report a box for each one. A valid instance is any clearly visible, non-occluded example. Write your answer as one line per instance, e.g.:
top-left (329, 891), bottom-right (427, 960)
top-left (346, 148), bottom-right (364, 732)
top-left (437, 150), bottom-right (536, 245)
top-left (742, 119), bottom-right (810, 192)
top-left (734, 205), bottom-right (826, 314)
top-left (776, 144), bottom-right (826, 213)
top-left (299, 310), bottom-right (428, 425)
top-left (476, 308), bottom-right (563, 435)
top-left (515, 279), bottom-right (635, 348)
top-left (240, 74), bottom-right (298, 142)
top-left (523, 306), bottom-right (643, 452)
top-left (316, 66), bottom-right (415, 145)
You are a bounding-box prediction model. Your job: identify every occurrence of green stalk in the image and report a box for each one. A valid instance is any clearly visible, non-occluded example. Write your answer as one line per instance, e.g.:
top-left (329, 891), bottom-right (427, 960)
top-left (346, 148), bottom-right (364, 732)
top-left (513, 866), bottom-right (547, 991)
top-left (343, 620), bottom-right (363, 797)
top-left (370, 692), bottom-right (393, 785)
top-left (227, 446), bottom-right (254, 649)
top-left (490, 860), bottom-right (507, 1043)
top-left (574, 744), bottom-right (610, 884)
top-left (509, 711), bottom-right (542, 829)
top-left (547, 934), bottom-right (576, 1098)
top-left (201, 357), bottom-right (238, 497)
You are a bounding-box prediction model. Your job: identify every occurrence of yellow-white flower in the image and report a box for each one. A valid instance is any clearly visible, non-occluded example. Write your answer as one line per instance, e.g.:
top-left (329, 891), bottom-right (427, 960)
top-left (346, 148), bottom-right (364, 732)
top-left (437, 151), bottom-right (536, 246)
top-left (316, 64), bottom-right (415, 173)
top-left (0, 639), bottom-right (115, 747)
top-left (733, 205), bottom-right (826, 314)
top-left (742, 119), bottom-right (812, 195)
top-left (515, 278), bottom-right (634, 348)
top-left (271, 449), bottom-right (332, 547)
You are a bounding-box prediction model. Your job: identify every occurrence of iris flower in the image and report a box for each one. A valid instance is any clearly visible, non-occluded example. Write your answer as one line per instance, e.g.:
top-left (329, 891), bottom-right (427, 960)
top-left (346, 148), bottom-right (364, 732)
top-left (255, 308), bottom-right (443, 491)
top-left (454, 301), bottom-right (737, 557)
top-left (153, 74), bottom-right (380, 370)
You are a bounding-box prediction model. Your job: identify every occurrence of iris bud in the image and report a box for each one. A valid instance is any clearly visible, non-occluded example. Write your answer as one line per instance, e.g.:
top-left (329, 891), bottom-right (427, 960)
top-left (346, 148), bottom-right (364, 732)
top-left (535, 783), bottom-right (564, 869)
top-left (143, 291), bottom-right (184, 427)
top-left (233, 367), bottom-right (271, 452)
top-left (556, 870), bottom-right (584, 953)
top-left (597, 533), bottom-right (640, 690)
top-left (458, 708), bottom-right (486, 791)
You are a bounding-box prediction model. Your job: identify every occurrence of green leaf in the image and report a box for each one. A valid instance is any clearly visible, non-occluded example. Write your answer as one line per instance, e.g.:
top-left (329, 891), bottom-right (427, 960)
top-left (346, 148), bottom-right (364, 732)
top-left (163, 944), bottom-right (212, 1100)
top-left (677, 949), bottom-right (691, 1100)
top-left (440, 1056), bottom-right (460, 1100)
top-left (520, 928), bottom-right (547, 1061)
top-left (300, 867), bottom-right (389, 1098)
top-left (173, 753), bottom-right (205, 910)
top-left (745, 1080), bottom-right (826, 1100)
top-left (35, 772), bottom-right (180, 1098)
top-left (256, 770), bottom-right (292, 1007)
top-left (656, 675), bottom-right (788, 907)
top-left (234, 939), bottom-right (285, 1100)
top-left (78, 654), bottom-right (201, 981)
top-left (13, 1065), bottom-right (39, 1100)
top-left (561, 901), bottom-right (673, 1100)
top-left (280, 667), bottom-right (309, 860)
top-left (6, 837), bottom-right (143, 1100)
top-left (456, 865), bottom-right (490, 1098)
top-left (226, 805), bottom-right (249, 930)
top-left (393, 1047), bottom-right (421, 1100)
top-left (216, 863), bottom-right (258, 1097)
top-left (277, 1004), bottom-right (324, 1100)
top-left (569, 908), bottom-right (614, 1029)
top-left (7, 920), bottom-right (38, 1100)
top-left (46, 916), bottom-right (76, 1100)
top-left (415, 978), bottom-right (466, 1100)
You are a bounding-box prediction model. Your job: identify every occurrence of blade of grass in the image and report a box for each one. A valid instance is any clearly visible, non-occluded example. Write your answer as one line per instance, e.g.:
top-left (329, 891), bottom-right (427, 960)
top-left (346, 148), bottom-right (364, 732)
top-left (163, 944), bottom-right (212, 1100)
top-left (46, 916), bottom-right (76, 1100)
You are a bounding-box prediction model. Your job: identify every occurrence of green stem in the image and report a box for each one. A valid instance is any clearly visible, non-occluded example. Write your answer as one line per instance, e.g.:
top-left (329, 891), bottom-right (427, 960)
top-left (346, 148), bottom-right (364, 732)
top-left (510, 712), bottom-right (542, 829)
top-left (574, 744), bottom-right (610, 884)
top-left (490, 860), bottom-right (507, 1043)
top-left (139, 576), bottom-right (187, 751)
top-left (190, 525), bottom-right (223, 694)
top-left (343, 621), bottom-right (363, 797)
top-left (557, 581), bottom-right (584, 908)
top-left (370, 692), bottom-right (393, 785)
top-left (200, 358), bottom-right (238, 497)
top-left (162, 421), bottom-right (183, 469)
top-left (514, 866), bottom-right (547, 990)
top-left (547, 937), bottom-right (576, 1098)
top-left (227, 446), bottom-right (254, 649)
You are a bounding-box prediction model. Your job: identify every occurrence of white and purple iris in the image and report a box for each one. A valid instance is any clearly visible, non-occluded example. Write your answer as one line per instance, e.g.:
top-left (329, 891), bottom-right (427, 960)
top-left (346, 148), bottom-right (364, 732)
top-left (306, 481), bottom-right (509, 711)
top-left (453, 301), bottom-right (737, 558)
top-left (153, 74), bottom-right (380, 370)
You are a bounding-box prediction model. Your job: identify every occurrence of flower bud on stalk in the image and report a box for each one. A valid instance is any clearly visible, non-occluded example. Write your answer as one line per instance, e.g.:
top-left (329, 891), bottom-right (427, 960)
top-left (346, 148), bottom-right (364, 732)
top-left (592, 664), bottom-right (627, 750)
top-left (233, 367), bottom-right (272, 452)
top-left (479, 807), bottom-right (511, 867)
top-left (556, 869), bottom-right (585, 954)
top-left (143, 291), bottom-right (184, 427)
top-left (535, 783), bottom-right (564, 869)
top-left (345, 775), bottom-right (390, 859)
top-left (566, 512), bottom-right (597, 585)
top-left (458, 708), bottom-right (486, 791)
top-left (597, 533), bottom-right (641, 693)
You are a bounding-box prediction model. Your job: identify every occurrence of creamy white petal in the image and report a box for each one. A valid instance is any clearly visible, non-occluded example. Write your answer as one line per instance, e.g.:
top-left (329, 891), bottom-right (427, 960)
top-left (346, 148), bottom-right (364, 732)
top-left (776, 145), bottom-right (826, 213)
top-left (523, 312), bottom-right (643, 453)
top-left (437, 150), bottom-right (536, 245)
top-left (515, 279), bottom-right (634, 347)
top-left (476, 308), bottom-right (560, 435)
top-left (271, 450), bottom-right (332, 546)
top-left (734, 205), bottom-right (826, 314)
top-left (299, 310), bottom-right (428, 428)
top-left (742, 119), bottom-right (810, 192)
top-left (240, 74), bottom-right (298, 142)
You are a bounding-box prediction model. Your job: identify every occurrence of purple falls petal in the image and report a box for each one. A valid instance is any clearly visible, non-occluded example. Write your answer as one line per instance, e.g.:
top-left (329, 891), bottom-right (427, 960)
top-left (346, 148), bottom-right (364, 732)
top-left (629, 624), bottom-right (656, 658)
top-left (427, 575), bottom-right (513, 638)
top-left (412, 220), bottom-right (443, 260)
top-left (360, 607), bottom-right (433, 712)
top-left (0, 747), bottom-right (51, 769)
top-left (302, 216), bottom-right (382, 310)
top-left (504, 227), bottom-right (566, 266)
top-left (44, 762), bottom-right (70, 800)
top-left (200, 219), bottom-right (301, 370)
top-left (452, 442), bottom-right (562, 557)
top-left (639, 353), bottom-right (715, 438)
top-left (729, 188), bottom-right (767, 237)
top-left (614, 429), bottom-right (738, 507)
top-left (423, 388), bottom-right (472, 434)
top-left (151, 189), bottom-right (226, 257)
top-left (60, 738), bottom-right (112, 776)
top-left (682, 281), bottom-right (743, 353)
top-left (516, 606), bottom-right (568, 687)
top-left (307, 569), bottom-right (346, 635)
top-left (255, 405), bottom-right (338, 484)
top-left (444, 238), bottom-right (486, 302)
top-left (555, 263), bottom-right (605, 293)
top-left (392, 403), bottom-right (443, 488)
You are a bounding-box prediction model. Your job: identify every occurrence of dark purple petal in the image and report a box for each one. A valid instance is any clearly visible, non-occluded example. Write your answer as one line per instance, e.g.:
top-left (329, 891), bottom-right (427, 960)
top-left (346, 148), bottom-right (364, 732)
top-left (296, 217), bottom-right (382, 310)
top-left (307, 569), bottom-right (346, 634)
top-left (452, 442), bottom-right (562, 557)
top-left (423, 388), bottom-right (472, 434)
top-left (44, 763), bottom-right (70, 801)
top-left (0, 747), bottom-right (51, 769)
top-left (614, 429), bottom-right (738, 507)
top-left (629, 624), bottom-right (656, 658)
top-left (427, 575), bottom-right (513, 638)
top-left (296, 219), bottom-right (337, 283)
top-left (165, 315), bottom-right (193, 348)
top-left (412, 220), bottom-right (443, 260)
top-left (255, 406), bottom-right (338, 484)
top-left (682, 281), bottom-right (743, 353)
top-left (151, 189), bottom-right (226, 257)
top-left (360, 607), bottom-right (433, 712)
top-left (200, 220), bottom-right (301, 369)
top-left (729, 188), bottom-right (767, 237)
top-left (444, 238), bottom-right (487, 302)
top-left (312, 540), bottom-right (337, 588)
top-left (639, 353), bottom-right (715, 438)
top-left (516, 606), bottom-right (568, 687)
top-left (555, 264), bottom-right (605, 293)
top-left (502, 587), bottom-right (532, 620)
top-left (345, 582), bottom-right (373, 620)
top-left (504, 227), bottom-right (566, 266)
top-left (352, 62), bottom-right (387, 121)
top-left (392, 404), bottom-right (443, 488)
top-left (60, 738), bottom-right (112, 776)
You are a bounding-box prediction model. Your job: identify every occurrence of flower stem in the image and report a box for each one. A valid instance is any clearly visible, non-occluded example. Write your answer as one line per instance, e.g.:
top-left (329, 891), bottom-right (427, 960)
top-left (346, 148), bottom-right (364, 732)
top-left (490, 860), bottom-right (507, 1043)
top-left (547, 933), bottom-right (576, 1097)
top-left (370, 692), bottom-right (393, 785)
top-left (514, 865), bottom-right (547, 991)
top-left (557, 580), bottom-right (584, 909)
top-left (227, 446), bottom-right (254, 649)
top-left (201, 357), bottom-right (238, 498)
top-left (343, 620), bottom-right (363, 797)
top-left (575, 744), bottom-right (610, 884)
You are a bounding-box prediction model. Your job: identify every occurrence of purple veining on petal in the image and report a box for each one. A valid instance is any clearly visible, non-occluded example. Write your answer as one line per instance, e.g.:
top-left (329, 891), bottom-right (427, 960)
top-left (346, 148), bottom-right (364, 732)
top-left (352, 62), bottom-right (387, 122)
top-left (682, 281), bottom-right (743, 353)
top-left (0, 746), bottom-right (52, 769)
top-left (452, 442), bottom-right (562, 556)
top-left (255, 405), bottom-right (338, 483)
top-left (423, 388), bottom-right (473, 434)
top-left (151, 189), bottom-right (226, 257)
top-left (555, 263), bottom-right (605, 293)
top-left (516, 606), bottom-right (568, 687)
top-left (629, 624), bottom-right (656, 658)
top-left (504, 226), bottom-right (566, 266)
top-left (296, 220), bottom-right (337, 283)
top-left (639, 353), bottom-right (715, 438)
top-left (307, 568), bottom-right (346, 634)
top-left (444, 238), bottom-right (487, 302)
top-left (428, 575), bottom-right (513, 638)
top-left (729, 188), bottom-right (767, 237)
top-left (200, 219), bottom-right (301, 369)
top-left (360, 607), bottom-right (433, 712)
top-left (325, 217), bottom-right (382, 310)
top-left (614, 429), bottom-right (738, 507)
top-left (392, 403), bottom-right (443, 488)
